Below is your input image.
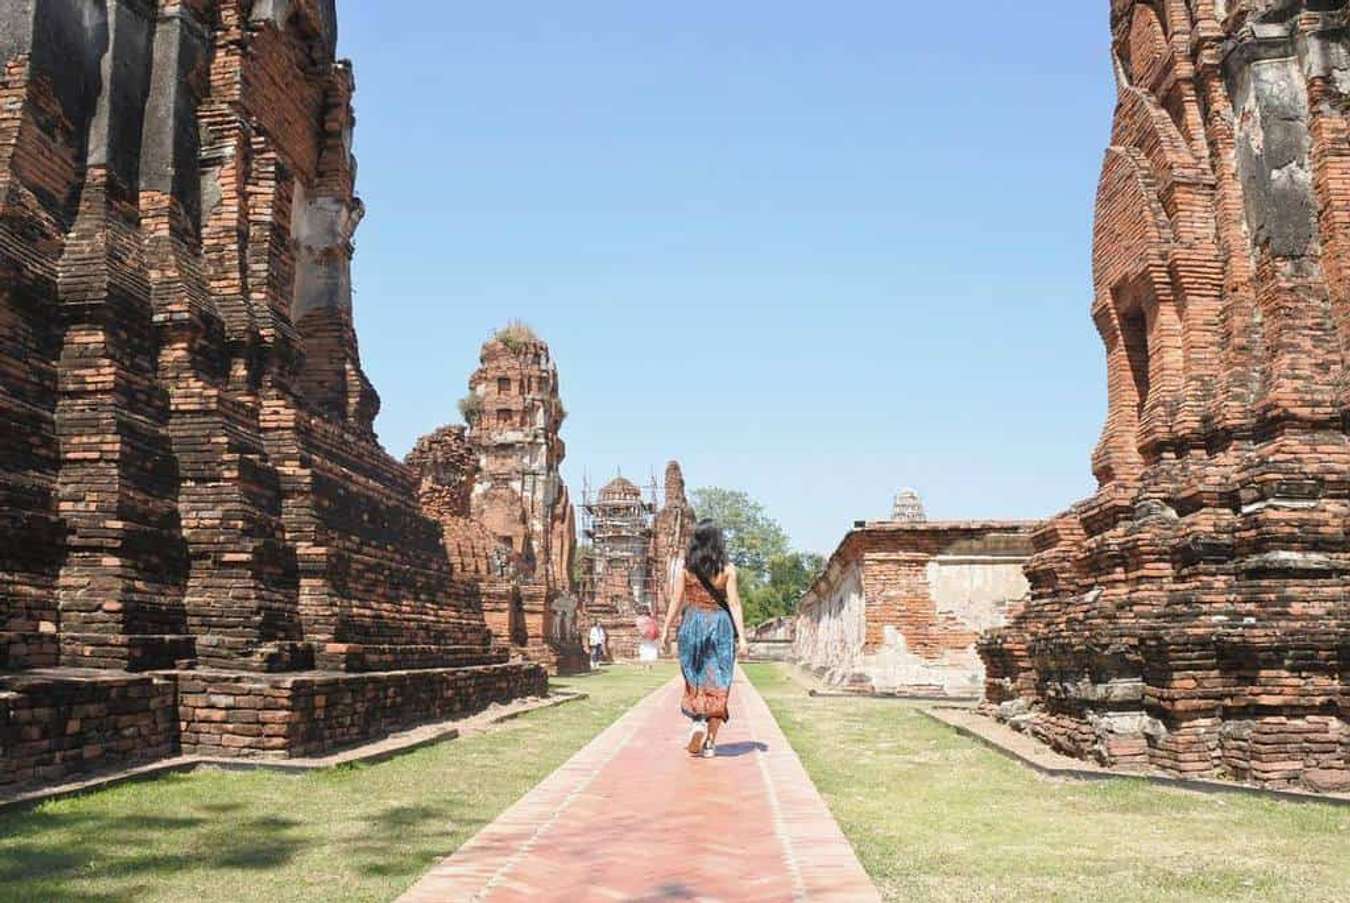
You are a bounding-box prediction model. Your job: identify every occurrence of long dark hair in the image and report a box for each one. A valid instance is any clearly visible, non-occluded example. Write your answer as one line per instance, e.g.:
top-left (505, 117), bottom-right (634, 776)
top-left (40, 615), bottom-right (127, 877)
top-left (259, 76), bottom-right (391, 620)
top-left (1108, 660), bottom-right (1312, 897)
top-left (685, 519), bottom-right (728, 583)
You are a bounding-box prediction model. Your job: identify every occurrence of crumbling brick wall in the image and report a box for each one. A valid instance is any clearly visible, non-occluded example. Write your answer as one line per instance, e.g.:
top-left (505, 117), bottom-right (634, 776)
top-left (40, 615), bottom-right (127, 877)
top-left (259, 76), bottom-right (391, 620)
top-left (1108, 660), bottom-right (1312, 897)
top-left (797, 522), bottom-right (1033, 697)
top-left (979, 1), bottom-right (1350, 793)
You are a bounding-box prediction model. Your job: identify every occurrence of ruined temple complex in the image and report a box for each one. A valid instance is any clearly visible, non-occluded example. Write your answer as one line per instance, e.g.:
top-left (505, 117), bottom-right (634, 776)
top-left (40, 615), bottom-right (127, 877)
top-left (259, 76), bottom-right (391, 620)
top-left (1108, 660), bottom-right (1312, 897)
top-left (579, 462), bottom-right (694, 659)
top-left (980, 1), bottom-right (1350, 793)
top-left (0, 1), bottom-right (544, 792)
top-left (6, 0), bottom-right (1349, 810)
top-left (406, 326), bottom-right (585, 673)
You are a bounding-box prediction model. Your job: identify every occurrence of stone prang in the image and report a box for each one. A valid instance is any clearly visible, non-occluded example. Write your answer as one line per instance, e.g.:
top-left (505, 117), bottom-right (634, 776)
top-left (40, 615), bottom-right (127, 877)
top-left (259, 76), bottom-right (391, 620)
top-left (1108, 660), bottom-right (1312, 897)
top-left (0, 0), bottom-right (543, 793)
top-left (979, 1), bottom-right (1350, 794)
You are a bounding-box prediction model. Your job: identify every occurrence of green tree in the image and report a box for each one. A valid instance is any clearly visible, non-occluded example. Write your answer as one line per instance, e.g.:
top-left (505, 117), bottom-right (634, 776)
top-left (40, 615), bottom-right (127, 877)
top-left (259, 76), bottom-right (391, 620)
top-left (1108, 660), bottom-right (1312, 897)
top-left (689, 487), bottom-right (790, 576)
top-left (689, 487), bottom-right (823, 626)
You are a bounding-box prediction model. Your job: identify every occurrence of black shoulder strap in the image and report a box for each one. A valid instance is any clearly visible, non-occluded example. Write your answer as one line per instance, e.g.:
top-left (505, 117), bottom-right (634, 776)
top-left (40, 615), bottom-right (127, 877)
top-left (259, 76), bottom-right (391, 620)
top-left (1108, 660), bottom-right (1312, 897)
top-left (691, 569), bottom-right (739, 641)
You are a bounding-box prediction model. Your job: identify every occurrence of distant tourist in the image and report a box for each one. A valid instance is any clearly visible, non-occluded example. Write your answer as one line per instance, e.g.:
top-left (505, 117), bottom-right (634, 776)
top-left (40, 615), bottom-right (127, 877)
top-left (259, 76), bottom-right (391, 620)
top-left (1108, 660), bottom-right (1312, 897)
top-left (636, 614), bottom-right (659, 670)
top-left (659, 519), bottom-right (748, 758)
top-left (589, 622), bottom-right (607, 668)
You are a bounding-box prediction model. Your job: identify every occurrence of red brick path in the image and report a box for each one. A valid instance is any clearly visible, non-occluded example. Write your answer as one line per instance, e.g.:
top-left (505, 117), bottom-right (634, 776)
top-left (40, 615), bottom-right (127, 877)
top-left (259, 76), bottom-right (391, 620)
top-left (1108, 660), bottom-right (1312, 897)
top-left (397, 669), bottom-right (880, 902)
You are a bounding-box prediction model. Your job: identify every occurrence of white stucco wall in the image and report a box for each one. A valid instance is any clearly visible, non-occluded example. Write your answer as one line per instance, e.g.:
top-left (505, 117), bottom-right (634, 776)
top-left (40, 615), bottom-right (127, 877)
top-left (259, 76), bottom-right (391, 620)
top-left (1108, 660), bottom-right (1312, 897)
top-left (926, 556), bottom-right (1028, 632)
top-left (794, 540), bottom-right (1030, 697)
top-left (793, 563), bottom-right (867, 686)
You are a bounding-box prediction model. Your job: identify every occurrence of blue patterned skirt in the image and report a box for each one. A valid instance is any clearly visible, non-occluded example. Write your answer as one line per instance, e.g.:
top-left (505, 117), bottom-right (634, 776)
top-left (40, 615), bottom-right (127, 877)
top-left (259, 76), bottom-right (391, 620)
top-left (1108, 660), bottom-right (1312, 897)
top-left (678, 606), bottom-right (735, 722)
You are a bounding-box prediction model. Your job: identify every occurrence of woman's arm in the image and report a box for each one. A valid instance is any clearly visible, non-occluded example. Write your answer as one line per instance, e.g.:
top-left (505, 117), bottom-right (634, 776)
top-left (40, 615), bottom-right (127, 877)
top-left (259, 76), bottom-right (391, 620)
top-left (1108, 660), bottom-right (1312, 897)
top-left (659, 572), bottom-right (684, 648)
top-left (726, 566), bottom-right (749, 656)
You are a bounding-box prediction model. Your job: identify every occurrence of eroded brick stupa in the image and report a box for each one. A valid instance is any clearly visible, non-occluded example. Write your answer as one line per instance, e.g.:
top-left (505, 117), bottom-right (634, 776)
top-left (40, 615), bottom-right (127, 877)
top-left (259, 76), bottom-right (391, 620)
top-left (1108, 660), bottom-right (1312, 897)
top-left (980, 0), bottom-right (1349, 792)
top-left (406, 326), bottom-right (585, 673)
top-left (0, 1), bottom-right (543, 792)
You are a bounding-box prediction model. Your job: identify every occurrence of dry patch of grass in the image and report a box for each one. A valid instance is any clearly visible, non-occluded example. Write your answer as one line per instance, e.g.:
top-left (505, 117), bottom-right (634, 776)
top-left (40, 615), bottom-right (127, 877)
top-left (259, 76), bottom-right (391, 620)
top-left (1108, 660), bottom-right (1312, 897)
top-left (0, 665), bottom-right (675, 903)
top-left (745, 663), bottom-right (1350, 903)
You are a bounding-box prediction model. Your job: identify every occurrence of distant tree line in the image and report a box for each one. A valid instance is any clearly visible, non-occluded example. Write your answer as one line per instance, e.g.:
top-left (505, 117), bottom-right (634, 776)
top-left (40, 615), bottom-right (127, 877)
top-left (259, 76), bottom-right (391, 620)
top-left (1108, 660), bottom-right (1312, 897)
top-left (690, 487), bottom-right (824, 628)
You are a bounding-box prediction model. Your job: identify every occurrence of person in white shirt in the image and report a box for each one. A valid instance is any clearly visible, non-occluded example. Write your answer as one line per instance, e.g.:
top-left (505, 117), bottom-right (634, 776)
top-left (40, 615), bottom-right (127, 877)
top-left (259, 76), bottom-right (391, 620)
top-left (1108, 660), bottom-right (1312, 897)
top-left (588, 623), bottom-right (607, 667)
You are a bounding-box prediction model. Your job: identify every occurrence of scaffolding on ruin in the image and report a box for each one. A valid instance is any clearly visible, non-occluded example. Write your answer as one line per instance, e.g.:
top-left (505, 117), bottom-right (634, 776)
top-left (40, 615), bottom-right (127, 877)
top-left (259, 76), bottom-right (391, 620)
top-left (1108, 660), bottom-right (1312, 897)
top-left (577, 470), bottom-right (661, 615)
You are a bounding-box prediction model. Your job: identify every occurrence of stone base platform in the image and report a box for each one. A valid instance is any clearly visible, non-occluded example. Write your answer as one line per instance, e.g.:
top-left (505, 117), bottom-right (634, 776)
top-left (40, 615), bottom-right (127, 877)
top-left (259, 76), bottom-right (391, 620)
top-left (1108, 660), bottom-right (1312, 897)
top-left (519, 641), bottom-right (590, 676)
top-left (925, 707), bottom-right (1350, 807)
top-left (174, 663), bottom-right (547, 758)
top-left (793, 662), bottom-right (977, 700)
top-left (0, 689), bottom-right (586, 815)
top-left (1, 670), bottom-right (179, 792)
top-left (1, 663), bottom-right (547, 794)
top-left (745, 639), bottom-right (793, 662)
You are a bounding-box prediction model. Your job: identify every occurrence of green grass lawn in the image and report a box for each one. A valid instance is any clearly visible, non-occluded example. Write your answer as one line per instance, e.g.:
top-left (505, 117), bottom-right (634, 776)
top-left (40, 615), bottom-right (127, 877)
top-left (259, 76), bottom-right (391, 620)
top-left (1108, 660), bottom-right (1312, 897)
top-left (0, 664), bottom-right (675, 903)
top-left (744, 662), bottom-right (1350, 903)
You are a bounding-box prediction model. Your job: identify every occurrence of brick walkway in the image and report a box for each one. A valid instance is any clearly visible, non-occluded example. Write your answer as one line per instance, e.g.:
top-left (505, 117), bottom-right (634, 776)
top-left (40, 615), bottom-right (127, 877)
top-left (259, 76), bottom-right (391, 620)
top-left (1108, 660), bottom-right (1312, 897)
top-left (398, 669), bottom-right (880, 902)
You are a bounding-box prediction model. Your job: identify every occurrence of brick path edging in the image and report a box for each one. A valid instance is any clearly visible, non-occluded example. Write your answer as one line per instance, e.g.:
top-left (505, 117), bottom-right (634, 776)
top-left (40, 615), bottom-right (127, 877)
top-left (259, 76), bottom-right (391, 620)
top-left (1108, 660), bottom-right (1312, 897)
top-left (0, 691), bottom-right (587, 816)
top-left (922, 708), bottom-right (1350, 809)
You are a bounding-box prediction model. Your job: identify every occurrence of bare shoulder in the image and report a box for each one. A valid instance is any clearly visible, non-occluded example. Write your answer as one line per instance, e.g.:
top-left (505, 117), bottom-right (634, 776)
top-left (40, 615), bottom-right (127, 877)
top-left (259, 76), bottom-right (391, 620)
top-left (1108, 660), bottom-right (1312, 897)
top-left (720, 564), bottom-right (737, 587)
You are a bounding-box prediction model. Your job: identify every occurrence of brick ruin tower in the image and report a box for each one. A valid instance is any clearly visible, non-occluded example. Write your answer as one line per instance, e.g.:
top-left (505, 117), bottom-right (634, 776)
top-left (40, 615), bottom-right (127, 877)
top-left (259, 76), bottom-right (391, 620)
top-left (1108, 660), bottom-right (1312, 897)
top-left (648, 461), bottom-right (696, 623)
top-left (405, 325), bottom-right (584, 673)
top-left (979, 1), bottom-right (1349, 792)
top-left (0, 0), bottom-right (544, 792)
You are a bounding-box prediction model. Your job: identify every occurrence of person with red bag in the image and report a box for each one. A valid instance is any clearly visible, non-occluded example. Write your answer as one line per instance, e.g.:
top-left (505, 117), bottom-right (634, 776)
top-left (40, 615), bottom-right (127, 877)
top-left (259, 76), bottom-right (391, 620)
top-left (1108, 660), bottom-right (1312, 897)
top-left (635, 614), bottom-right (660, 669)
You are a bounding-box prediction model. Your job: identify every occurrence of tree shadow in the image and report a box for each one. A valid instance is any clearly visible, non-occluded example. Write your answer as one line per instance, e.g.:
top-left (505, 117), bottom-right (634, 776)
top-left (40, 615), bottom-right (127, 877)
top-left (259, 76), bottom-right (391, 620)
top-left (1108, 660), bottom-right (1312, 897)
top-left (0, 806), bottom-right (306, 900)
top-left (348, 801), bottom-right (490, 879)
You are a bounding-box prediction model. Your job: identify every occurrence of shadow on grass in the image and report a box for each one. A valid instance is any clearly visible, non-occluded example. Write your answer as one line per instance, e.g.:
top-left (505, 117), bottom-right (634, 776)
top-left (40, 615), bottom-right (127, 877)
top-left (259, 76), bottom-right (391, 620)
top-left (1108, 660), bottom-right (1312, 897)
top-left (0, 803), bottom-right (306, 902)
top-left (348, 801), bottom-right (492, 879)
top-left (0, 793), bottom-right (501, 900)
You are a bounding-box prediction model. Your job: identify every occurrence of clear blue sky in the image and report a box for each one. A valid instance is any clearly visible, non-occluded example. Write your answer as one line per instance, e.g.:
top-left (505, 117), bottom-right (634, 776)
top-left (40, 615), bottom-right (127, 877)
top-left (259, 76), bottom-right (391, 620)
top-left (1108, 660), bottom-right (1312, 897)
top-left (336, 2), bottom-right (1114, 556)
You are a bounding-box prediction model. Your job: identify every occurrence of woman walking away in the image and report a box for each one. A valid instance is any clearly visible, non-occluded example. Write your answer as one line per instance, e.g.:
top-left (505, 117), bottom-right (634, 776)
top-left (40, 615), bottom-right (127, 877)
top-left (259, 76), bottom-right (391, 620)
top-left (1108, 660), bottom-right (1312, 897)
top-left (659, 519), bottom-right (749, 758)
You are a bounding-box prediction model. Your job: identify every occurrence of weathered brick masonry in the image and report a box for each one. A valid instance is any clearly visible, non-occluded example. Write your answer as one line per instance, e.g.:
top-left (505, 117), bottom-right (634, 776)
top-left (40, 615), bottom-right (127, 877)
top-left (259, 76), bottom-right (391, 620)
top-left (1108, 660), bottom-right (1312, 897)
top-left (1, 670), bottom-right (176, 791)
top-left (797, 515), bottom-right (1034, 697)
top-left (406, 328), bottom-right (587, 674)
top-left (980, 0), bottom-right (1350, 792)
top-left (0, 0), bottom-right (542, 791)
top-left (648, 461), bottom-right (696, 623)
top-left (175, 663), bottom-right (547, 759)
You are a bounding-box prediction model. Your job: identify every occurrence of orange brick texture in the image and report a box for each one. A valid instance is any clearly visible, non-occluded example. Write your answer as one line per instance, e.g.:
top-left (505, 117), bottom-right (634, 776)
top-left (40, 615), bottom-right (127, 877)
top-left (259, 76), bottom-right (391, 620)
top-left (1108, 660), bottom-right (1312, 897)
top-left (406, 335), bottom-right (587, 674)
top-left (0, 0), bottom-right (542, 791)
top-left (979, 0), bottom-right (1350, 793)
top-left (648, 461), bottom-right (696, 625)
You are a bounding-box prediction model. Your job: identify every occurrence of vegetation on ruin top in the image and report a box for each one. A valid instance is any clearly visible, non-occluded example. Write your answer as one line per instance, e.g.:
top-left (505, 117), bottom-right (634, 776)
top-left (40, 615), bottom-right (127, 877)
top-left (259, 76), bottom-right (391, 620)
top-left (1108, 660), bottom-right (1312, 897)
top-left (0, 666), bottom-right (675, 903)
top-left (745, 663), bottom-right (1350, 903)
top-left (492, 321), bottom-right (540, 353)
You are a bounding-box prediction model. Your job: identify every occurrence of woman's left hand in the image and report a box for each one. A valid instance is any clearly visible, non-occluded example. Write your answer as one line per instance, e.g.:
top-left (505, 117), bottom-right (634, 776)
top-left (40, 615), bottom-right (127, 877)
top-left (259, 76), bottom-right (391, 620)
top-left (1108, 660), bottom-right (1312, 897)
top-left (737, 639), bottom-right (749, 658)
